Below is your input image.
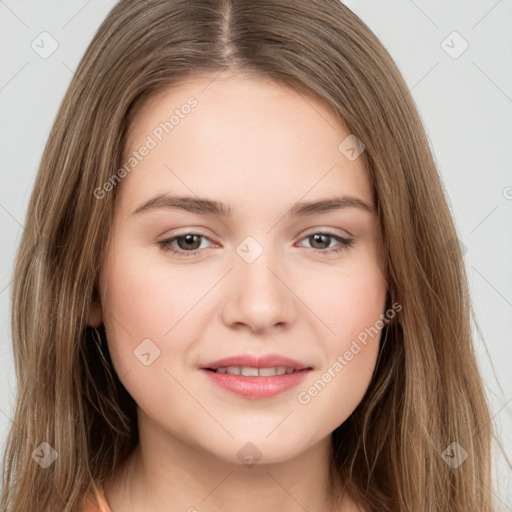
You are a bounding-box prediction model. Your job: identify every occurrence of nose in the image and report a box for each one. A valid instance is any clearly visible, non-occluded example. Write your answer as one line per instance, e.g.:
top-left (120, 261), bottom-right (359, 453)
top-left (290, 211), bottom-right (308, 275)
top-left (220, 241), bottom-right (297, 334)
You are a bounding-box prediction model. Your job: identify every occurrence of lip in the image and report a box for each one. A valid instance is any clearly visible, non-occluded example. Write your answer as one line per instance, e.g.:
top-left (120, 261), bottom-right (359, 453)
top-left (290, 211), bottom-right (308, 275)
top-left (199, 353), bottom-right (311, 371)
top-left (199, 353), bottom-right (313, 399)
top-left (201, 368), bottom-right (312, 399)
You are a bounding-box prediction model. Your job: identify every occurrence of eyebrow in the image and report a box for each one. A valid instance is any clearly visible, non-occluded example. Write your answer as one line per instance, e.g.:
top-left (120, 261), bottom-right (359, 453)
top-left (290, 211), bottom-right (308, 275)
top-left (132, 193), bottom-right (374, 217)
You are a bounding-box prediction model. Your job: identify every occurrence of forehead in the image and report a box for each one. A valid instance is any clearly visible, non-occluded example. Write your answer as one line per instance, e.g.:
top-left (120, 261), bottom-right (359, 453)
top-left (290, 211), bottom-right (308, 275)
top-left (126, 73), bottom-right (346, 154)
top-left (119, 73), bottom-right (373, 215)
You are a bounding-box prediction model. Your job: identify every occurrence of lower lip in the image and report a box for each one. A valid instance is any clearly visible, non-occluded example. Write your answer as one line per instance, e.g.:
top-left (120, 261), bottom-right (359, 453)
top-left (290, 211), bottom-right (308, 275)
top-left (200, 369), bottom-right (311, 399)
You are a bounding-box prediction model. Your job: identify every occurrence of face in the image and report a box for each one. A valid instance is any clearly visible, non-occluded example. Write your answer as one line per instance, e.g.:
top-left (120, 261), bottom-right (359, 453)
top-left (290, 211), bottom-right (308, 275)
top-left (92, 73), bottom-right (388, 465)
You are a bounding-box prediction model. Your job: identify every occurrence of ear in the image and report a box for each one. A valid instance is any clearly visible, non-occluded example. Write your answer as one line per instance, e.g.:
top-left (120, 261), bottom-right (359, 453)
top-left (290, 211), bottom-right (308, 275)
top-left (87, 300), bottom-right (103, 327)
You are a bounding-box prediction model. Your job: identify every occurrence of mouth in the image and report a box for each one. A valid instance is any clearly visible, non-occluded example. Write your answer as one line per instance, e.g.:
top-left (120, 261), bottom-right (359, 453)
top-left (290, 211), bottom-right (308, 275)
top-left (200, 353), bottom-right (312, 373)
top-left (204, 366), bottom-right (308, 376)
top-left (199, 353), bottom-right (313, 399)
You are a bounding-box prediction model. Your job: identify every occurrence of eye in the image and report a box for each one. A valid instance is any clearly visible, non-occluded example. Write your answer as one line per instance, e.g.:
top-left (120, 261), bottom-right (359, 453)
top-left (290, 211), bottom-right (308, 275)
top-left (158, 231), bottom-right (354, 258)
top-left (296, 232), bottom-right (354, 254)
top-left (158, 232), bottom-right (216, 257)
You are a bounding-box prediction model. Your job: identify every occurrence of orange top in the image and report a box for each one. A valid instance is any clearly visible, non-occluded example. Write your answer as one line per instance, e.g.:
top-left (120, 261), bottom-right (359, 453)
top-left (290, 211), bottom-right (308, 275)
top-left (82, 482), bottom-right (112, 512)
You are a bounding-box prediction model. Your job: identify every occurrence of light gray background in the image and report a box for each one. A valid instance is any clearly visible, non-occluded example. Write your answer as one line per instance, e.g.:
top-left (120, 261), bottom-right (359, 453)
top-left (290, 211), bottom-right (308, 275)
top-left (1, 0), bottom-right (511, 507)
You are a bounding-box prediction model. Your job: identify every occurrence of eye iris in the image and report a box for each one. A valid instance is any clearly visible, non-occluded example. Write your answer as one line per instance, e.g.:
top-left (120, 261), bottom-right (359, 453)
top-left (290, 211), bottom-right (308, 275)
top-left (178, 234), bottom-right (201, 250)
top-left (310, 233), bottom-right (330, 249)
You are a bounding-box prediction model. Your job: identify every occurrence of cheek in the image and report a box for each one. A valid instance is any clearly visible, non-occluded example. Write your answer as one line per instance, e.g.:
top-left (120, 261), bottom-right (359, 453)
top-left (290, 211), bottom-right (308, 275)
top-left (102, 264), bottom-right (170, 336)
top-left (100, 251), bottom-right (181, 368)
top-left (295, 262), bottom-right (386, 430)
top-left (311, 259), bottom-right (387, 350)
top-left (100, 255), bottom-right (205, 418)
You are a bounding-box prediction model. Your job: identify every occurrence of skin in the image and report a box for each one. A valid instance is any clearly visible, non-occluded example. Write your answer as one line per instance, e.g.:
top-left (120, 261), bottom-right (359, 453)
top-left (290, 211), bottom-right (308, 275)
top-left (89, 72), bottom-right (387, 512)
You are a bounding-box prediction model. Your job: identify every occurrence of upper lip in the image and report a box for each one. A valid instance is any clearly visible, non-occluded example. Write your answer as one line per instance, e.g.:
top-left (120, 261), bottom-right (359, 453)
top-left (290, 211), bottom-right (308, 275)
top-left (200, 353), bottom-right (312, 371)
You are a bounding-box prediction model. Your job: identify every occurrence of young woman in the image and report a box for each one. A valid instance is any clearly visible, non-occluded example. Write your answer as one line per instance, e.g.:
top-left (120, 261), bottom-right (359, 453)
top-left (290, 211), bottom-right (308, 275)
top-left (1, 1), bottom-right (505, 511)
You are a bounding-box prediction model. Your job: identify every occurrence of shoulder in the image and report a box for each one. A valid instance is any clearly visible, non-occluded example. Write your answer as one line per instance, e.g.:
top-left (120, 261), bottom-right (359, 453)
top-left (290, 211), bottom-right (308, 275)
top-left (82, 482), bottom-right (112, 512)
top-left (82, 492), bottom-right (101, 512)
top-left (339, 492), bottom-right (372, 512)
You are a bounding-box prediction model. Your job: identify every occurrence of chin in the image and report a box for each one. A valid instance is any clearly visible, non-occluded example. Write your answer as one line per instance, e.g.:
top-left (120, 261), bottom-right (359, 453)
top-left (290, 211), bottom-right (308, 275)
top-left (197, 432), bottom-right (316, 467)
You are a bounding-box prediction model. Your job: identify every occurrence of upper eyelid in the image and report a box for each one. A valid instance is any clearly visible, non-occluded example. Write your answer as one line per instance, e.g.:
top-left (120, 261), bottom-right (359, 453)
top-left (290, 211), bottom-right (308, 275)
top-left (161, 229), bottom-right (352, 247)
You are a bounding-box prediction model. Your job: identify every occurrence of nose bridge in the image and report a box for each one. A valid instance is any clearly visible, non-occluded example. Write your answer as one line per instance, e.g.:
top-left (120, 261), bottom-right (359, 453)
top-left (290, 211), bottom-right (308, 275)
top-left (235, 234), bottom-right (283, 297)
top-left (222, 234), bottom-right (295, 330)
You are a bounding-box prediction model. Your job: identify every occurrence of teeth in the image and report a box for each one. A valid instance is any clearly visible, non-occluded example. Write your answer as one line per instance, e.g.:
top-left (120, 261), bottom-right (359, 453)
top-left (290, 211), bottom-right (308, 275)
top-left (215, 366), bottom-right (299, 376)
top-left (259, 367), bottom-right (277, 376)
top-left (240, 367), bottom-right (259, 377)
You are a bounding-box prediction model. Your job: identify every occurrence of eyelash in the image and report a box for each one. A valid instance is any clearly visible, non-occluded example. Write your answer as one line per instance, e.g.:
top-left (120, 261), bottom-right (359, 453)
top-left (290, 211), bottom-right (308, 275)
top-left (157, 231), bottom-right (354, 258)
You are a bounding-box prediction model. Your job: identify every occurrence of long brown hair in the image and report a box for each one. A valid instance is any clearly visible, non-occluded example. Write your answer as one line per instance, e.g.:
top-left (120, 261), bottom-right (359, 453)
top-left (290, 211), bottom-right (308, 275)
top-left (2, 1), bottom-right (506, 510)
